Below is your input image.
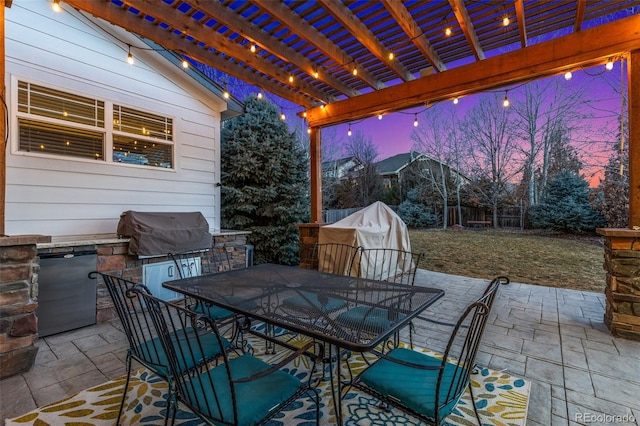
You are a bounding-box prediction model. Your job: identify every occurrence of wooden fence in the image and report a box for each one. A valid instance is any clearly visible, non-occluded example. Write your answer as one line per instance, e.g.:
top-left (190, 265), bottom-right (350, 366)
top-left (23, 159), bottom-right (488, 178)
top-left (323, 205), bottom-right (523, 228)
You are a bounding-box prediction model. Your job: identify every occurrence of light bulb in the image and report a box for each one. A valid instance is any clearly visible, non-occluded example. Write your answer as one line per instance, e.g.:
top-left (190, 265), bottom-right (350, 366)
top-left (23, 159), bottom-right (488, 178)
top-left (127, 52), bottom-right (134, 65)
top-left (564, 71), bottom-right (572, 80)
top-left (413, 115), bottom-right (418, 127)
top-left (223, 91), bottom-right (230, 99)
top-left (289, 75), bottom-right (294, 83)
top-left (378, 113), bottom-right (383, 120)
top-left (503, 95), bottom-right (510, 107)
top-left (257, 92), bottom-right (263, 99)
top-left (182, 59), bottom-right (189, 68)
top-left (445, 27), bottom-right (452, 36)
top-left (388, 52), bottom-right (394, 60)
top-left (503, 16), bottom-right (510, 26)
top-left (347, 126), bottom-right (352, 137)
top-left (280, 113), bottom-right (286, 121)
top-left (307, 127), bottom-right (311, 134)
top-left (250, 44), bottom-right (256, 53)
top-left (303, 111), bottom-right (307, 118)
top-left (313, 70), bottom-right (319, 79)
top-left (453, 97), bottom-right (459, 105)
top-left (52, 0), bottom-right (61, 12)
top-left (352, 68), bottom-right (358, 76)
top-left (606, 60), bottom-right (614, 71)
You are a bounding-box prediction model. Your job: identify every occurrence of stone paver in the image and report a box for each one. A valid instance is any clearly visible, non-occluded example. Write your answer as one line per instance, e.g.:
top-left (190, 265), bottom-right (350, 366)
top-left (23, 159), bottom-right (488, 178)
top-left (1, 269), bottom-right (639, 426)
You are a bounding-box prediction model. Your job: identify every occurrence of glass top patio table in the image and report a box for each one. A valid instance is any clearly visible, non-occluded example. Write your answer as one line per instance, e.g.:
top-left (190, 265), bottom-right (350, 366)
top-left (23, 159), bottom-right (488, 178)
top-left (163, 263), bottom-right (444, 352)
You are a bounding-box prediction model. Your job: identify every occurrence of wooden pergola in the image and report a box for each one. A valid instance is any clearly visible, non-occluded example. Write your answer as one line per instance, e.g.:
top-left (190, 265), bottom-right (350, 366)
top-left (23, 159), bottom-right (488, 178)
top-left (2, 0), bottom-right (640, 231)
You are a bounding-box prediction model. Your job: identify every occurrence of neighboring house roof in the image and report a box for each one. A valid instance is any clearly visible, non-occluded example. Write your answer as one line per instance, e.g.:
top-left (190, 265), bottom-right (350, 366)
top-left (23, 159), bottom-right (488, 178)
top-left (142, 39), bottom-right (244, 121)
top-left (375, 151), bottom-right (430, 175)
top-left (322, 156), bottom-right (360, 170)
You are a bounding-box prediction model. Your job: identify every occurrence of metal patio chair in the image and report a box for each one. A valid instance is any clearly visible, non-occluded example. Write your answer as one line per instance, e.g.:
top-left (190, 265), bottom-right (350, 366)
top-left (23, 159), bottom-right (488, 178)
top-left (89, 271), bottom-right (229, 425)
top-left (134, 287), bottom-right (321, 426)
top-left (335, 248), bottom-right (424, 348)
top-left (169, 248), bottom-right (237, 322)
top-left (281, 242), bottom-right (360, 316)
top-left (345, 276), bottom-right (509, 425)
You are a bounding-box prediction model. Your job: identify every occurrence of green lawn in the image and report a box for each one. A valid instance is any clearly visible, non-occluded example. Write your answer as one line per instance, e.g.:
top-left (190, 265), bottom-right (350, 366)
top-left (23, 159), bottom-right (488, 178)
top-left (409, 229), bottom-right (606, 293)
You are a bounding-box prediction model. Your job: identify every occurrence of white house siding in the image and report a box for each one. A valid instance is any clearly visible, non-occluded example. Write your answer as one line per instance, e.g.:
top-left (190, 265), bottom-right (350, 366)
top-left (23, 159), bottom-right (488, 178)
top-left (5, 0), bottom-right (225, 237)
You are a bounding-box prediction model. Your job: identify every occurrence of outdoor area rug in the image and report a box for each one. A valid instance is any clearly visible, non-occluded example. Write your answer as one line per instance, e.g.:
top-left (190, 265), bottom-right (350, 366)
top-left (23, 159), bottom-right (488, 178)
top-left (6, 332), bottom-right (530, 426)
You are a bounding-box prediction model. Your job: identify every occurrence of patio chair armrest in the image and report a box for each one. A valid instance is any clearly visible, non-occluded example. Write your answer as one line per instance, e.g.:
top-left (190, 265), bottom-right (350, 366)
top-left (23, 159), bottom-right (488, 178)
top-left (232, 340), bottom-right (319, 383)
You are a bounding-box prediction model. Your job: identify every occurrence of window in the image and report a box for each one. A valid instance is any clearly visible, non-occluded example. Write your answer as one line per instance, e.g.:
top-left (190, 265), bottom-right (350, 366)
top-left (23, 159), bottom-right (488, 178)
top-left (112, 105), bottom-right (173, 168)
top-left (16, 80), bottom-right (174, 168)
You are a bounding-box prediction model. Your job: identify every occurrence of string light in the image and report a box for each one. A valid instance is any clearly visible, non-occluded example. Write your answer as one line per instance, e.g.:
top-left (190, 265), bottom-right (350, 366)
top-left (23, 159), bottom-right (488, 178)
top-left (347, 125), bottom-right (352, 137)
top-left (313, 70), bottom-right (319, 79)
top-left (378, 113), bottom-right (383, 120)
top-left (564, 71), bottom-right (572, 80)
top-left (503, 92), bottom-right (510, 107)
top-left (605, 59), bottom-right (614, 71)
top-left (352, 67), bottom-right (358, 76)
top-left (126, 45), bottom-right (134, 65)
top-left (502, 16), bottom-right (510, 26)
top-left (413, 114), bottom-right (418, 127)
top-left (302, 111), bottom-right (307, 118)
top-left (307, 127), bottom-right (311, 134)
top-left (257, 91), bottom-right (263, 99)
top-left (280, 112), bottom-right (286, 121)
top-left (288, 75), bottom-right (294, 83)
top-left (52, 0), bottom-right (61, 12)
top-left (445, 27), bottom-right (452, 36)
top-left (181, 59), bottom-right (189, 69)
top-left (388, 52), bottom-right (394, 60)
top-left (250, 44), bottom-right (257, 53)
top-left (453, 97), bottom-right (459, 105)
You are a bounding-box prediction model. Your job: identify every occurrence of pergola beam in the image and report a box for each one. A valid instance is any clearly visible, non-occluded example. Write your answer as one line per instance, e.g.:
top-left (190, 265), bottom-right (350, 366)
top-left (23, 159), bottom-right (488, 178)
top-left (255, 0), bottom-right (381, 91)
top-left (381, 0), bottom-right (447, 72)
top-left (305, 13), bottom-right (640, 127)
top-left (319, 0), bottom-right (414, 82)
top-left (515, 0), bottom-right (527, 48)
top-left (448, 0), bottom-right (485, 61)
top-left (194, 0), bottom-right (359, 98)
top-left (629, 50), bottom-right (640, 227)
top-left (65, 0), bottom-right (317, 108)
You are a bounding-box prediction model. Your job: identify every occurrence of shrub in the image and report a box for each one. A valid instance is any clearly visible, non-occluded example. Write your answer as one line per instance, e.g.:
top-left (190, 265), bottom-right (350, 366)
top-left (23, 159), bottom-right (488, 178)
top-left (529, 171), bottom-right (606, 233)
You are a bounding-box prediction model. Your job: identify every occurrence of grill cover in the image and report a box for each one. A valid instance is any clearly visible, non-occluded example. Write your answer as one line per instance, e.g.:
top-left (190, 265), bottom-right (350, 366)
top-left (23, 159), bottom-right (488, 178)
top-left (117, 211), bottom-right (212, 256)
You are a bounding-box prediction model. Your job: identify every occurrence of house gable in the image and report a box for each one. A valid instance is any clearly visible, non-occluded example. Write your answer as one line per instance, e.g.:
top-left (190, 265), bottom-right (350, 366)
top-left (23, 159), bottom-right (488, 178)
top-left (5, 1), bottom-right (230, 237)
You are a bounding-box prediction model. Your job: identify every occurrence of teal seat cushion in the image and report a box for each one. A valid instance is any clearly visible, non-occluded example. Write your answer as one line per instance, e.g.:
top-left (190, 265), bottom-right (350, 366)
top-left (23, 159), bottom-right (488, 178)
top-left (336, 306), bottom-right (405, 333)
top-left (359, 348), bottom-right (467, 421)
top-left (191, 296), bottom-right (257, 319)
top-left (282, 291), bottom-right (347, 313)
top-left (134, 327), bottom-right (228, 377)
top-left (185, 353), bottom-right (303, 426)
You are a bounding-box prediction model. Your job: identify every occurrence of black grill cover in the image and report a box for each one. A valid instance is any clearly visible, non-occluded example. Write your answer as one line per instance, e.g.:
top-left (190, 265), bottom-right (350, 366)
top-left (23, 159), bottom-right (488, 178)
top-left (117, 211), bottom-right (212, 256)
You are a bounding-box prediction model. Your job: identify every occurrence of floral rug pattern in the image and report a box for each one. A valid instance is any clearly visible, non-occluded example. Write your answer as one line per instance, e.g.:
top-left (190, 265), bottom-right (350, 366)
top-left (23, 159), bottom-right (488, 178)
top-left (7, 333), bottom-right (529, 426)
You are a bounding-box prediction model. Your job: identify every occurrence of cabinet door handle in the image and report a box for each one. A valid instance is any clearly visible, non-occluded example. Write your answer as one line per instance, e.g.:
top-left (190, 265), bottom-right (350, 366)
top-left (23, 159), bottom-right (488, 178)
top-left (168, 265), bottom-right (175, 278)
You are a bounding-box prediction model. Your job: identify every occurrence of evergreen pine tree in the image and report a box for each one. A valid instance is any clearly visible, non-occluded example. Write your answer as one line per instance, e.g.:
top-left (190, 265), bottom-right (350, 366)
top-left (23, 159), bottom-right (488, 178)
top-left (220, 96), bottom-right (309, 265)
top-left (528, 171), bottom-right (605, 232)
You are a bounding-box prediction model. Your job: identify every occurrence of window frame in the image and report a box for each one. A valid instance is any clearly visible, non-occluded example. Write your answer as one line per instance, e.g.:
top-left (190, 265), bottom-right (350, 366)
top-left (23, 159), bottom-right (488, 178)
top-left (13, 77), bottom-right (176, 171)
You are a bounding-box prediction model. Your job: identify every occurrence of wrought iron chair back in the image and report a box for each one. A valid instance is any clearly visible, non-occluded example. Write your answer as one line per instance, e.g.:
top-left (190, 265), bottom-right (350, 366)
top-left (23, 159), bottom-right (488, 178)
top-left (168, 248), bottom-right (238, 322)
top-left (133, 288), bottom-right (321, 426)
top-left (311, 242), bottom-right (360, 276)
top-left (353, 248), bottom-right (423, 285)
top-left (348, 276), bottom-right (509, 425)
top-left (88, 271), bottom-right (226, 424)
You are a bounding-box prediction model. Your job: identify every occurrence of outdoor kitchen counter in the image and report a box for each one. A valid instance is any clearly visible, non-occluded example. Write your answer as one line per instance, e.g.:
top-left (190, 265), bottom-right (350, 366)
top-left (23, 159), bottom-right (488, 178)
top-left (36, 230), bottom-right (249, 249)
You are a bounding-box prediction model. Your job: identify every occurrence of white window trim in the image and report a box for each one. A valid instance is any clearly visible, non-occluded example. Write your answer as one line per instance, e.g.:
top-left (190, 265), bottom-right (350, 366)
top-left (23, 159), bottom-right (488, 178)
top-left (12, 75), bottom-right (177, 171)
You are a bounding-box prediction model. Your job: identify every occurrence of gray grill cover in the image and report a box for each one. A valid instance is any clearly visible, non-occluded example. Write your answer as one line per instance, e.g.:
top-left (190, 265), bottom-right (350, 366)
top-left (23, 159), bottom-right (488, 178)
top-left (117, 211), bottom-right (212, 256)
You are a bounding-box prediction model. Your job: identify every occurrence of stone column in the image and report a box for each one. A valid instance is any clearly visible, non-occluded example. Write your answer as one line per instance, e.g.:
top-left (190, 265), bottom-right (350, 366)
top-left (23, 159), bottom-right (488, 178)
top-left (0, 235), bottom-right (51, 378)
top-left (296, 223), bottom-right (323, 269)
top-left (597, 228), bottom-right (640, 341)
